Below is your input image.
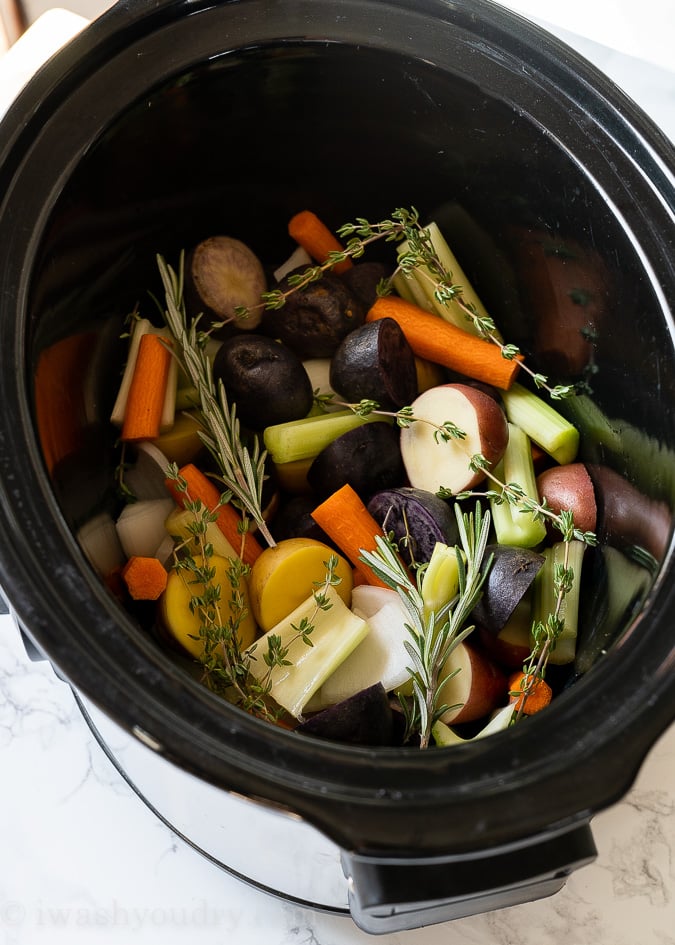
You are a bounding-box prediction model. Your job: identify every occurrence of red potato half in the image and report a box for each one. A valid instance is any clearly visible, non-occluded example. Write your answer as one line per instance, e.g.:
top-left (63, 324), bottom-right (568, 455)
top-left (536, 462), bottom-right (597, 534)
top-left (400, 384), bottom-right (509, 494)
top-left (437, 642), bottom-right (508, 725)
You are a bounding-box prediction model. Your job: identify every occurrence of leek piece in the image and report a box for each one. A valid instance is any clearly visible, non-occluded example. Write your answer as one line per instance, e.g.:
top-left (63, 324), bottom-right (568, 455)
top-left (245, 585), bottom-right (369, 718)
top-left (532, 540), bottom-right (586, 665)
top-left (421, 541), bottom-right (461, 618)
top-left (263, 409), bottom-right (385, 465)
top-left (501, 382), bottom-right (580, 465)
top-left (490, 423), bottom-right (547, 548)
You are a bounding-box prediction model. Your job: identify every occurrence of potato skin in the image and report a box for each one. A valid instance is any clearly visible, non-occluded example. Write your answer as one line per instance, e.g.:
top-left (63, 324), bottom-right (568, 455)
top-left (262, 270), bottom-right (365, 358)
top-left (213, 333), bottom-right (313, 430)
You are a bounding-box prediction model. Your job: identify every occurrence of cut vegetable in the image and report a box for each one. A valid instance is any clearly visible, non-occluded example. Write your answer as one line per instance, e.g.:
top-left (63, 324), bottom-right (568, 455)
top-left (531, 539), bottom-right (586, 665)
top-left (311, 484), bottom-right (397, 588)
top-left (307, 421), bottom-right (404, 501)
top-left (116, 497), bottom-right (175, 559)
top-left (187, 235), bottom-right (267, 330)
top-left (471, 544), bottom-right (545, 634)
top-left (329, 317), bottom-right (418, 411)
top-left (161, 554), bottom-right (258, 657)
top-left (248, 537), bottom-right (353, 632)
top-left (122, 555), bottom-right (168, 601)
top-left (120, 333), bottom-right (174, 442)
top-left (500, 382), bottom-right (579, 464)
top-left (287, 209), bottom-right (353, 274)
top-left (490, 422), bottom-right (547, 547)
top-left (399, 383), bottom-right (508, 494)
top-left (164, 462), bottom-right (264, 566)
top-left (508, 670), bottom-right (553, 715)
top-left (536, 462), bottom-right (597, 535)
top-left (212, 334), bottom-right (313, 430)
top-left (396, 221), bottom-right (494, 336)
top-left (245, 585), bottom-right (369, 718)
top-left (437, 642), bottom-right (508, 725)
top-left (263, 409), bottom-right (384, 465)
top-left (366, 296), bottom-right (522, 390)
top-left (164, 505), bottom-right (239, 560)
top-left (367, 487), bottom-right (460, 568)
top-left (315, 585), bottom-right (412, 707)
top-left (296, 683), bottom-right (394, 746)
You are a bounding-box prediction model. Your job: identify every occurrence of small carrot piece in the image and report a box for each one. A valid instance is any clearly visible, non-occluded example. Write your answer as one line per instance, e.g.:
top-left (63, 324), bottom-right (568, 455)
top-left (165, 462), bottom-right (264, 567)
top-left (508, 670), bottom-right (553, 715)
top-left (122, 555), bottom-right (168, 601)
top-left (288, 210), bottom-right (353, 275)
top-left (311, 484), bottom-right (393, 589)
top-left (366, 296), bottom-right (522, 390)
top-left (121, 333), bottom-right (173, 441)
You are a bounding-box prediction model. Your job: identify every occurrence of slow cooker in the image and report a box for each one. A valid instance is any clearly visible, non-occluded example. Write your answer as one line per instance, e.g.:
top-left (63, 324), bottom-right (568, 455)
top-left (0, 0), bottom-right (674, 933)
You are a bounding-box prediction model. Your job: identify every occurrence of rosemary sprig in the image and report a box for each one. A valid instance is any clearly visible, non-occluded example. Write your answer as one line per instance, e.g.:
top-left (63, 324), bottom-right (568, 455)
top-left (360, 503), bottom-right (492, 749)
top-left (156, 253), bottom-right (276, 548)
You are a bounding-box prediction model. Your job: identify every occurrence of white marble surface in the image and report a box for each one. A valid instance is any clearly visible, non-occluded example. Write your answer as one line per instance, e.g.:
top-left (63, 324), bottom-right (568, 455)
top-left (1, 2), bottom-right (675, 943)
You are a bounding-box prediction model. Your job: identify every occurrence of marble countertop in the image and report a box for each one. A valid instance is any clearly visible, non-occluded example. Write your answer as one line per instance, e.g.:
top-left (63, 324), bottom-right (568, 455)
top-left (1, 2), bottom-right (674, 943)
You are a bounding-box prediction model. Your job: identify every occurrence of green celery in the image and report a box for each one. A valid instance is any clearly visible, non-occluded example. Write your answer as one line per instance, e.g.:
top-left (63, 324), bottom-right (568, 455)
top-left (501, 382), bottom-right (580, 464)
top-left (532, 539), bottom-right (586, 665)
top-left (490, 423), bottom-right (547, 548)
top-left (263, 409), bottom-right (385, 465)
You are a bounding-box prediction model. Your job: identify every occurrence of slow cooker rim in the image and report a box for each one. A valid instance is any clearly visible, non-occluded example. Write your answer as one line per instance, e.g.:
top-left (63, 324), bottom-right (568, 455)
top-left (1, 0), bottom-right (675, 855)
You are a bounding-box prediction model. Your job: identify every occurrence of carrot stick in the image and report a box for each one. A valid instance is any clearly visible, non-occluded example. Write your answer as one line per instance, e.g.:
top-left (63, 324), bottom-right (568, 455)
top-left (311, 484), bottom-right (393, 588)
top-left (121, 333), bottom-right (173, 441)
top-left (366, 296), bottom-right (522, 390)
top-left (122, 555), bottom-right (168, 600)
top-left (508, 670), bottom-right (553, 715)
top-left (288, 210), bottom-right (353, 275)
top-left (165, 462), bottom-right (264, 567)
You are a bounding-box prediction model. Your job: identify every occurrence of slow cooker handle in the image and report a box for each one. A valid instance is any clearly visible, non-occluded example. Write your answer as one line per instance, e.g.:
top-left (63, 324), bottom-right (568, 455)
top-left (341, 821), bottom-right (596, 933)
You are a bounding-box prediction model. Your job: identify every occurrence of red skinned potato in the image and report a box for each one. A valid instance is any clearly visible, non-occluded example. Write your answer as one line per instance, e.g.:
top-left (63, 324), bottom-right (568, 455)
top-left (587, 464), bottom-right (671, 560)
top-left (437, 641), bottom-right (508, 725)
top-left (400, 384), bottom-right (509, 494)
top-left (536, 462), bottom-right (597, 535)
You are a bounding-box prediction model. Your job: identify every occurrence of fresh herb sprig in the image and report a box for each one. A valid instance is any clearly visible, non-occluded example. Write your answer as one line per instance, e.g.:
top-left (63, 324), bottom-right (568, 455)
top-left (360, 503), bottom-right (492, 749)
top-left (157, 254), bottom-right (276, 548)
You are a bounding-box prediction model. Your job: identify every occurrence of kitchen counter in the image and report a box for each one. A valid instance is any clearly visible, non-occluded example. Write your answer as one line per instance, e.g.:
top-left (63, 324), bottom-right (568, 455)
top-left (1, 2), bottom-right (674, 943)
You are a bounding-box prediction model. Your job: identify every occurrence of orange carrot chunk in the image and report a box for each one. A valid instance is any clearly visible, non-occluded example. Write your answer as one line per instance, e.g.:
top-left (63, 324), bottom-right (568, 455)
top-left (288, 210), bottom-right (353, 275)
top-left (165, 462), bottom-right (264, 567)
top-left (121, 333), bottom-right (173, 442)
top-left (311, 484), bottom-right (397, 589)
top-left (366, 296), bottom-right (522, 390)
top-left (508, 670), bottom-right (553, 715)
top-left (122, 556), bottom-right (168, 601)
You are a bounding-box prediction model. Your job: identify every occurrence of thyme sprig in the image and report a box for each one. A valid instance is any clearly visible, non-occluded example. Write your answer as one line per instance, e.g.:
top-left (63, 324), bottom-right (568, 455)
top-left (360, 503), bottom-right (492, 749)
top-left (156, 254), bottom-right (275, 548)
top-left (167, 468), bottom-right (336, 719)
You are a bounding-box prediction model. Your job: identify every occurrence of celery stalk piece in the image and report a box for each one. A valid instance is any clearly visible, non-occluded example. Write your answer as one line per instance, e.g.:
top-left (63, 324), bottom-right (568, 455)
top-left (490, 423), bottom-right (547, 548)
top-left (532, 540), bottom-right (586, 665)
top-left (397, 221), bottom-right (494, 337)
top-left (263, 409), bottom-right (385, 465)
top-left (391, 269), bottom-right (434, 311)
top-left (245, 585), bottom-right (369, 718)
top-left (501, 382), bottom-right (580, 464)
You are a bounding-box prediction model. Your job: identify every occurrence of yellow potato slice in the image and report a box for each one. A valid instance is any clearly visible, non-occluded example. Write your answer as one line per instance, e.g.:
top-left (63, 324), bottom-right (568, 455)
top-left (249, 537), bottom-right (353, 632)
top-left (161, 554), bottom-right (257, 658)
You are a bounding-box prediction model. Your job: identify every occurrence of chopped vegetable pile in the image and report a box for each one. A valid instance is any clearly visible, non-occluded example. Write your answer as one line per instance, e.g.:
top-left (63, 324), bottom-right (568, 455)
top-left (78, 206), bottom-right (658, 749)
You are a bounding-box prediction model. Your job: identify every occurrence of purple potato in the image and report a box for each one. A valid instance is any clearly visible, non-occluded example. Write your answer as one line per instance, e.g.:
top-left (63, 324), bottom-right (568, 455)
top-left (296, 683), bottom-right (394, 746)
top-left (330, 317), bottom-right (418, 411)
top-left (471, 544), bottom-right (546, 634)
top-left (367, 487), bottom-right (459, 566)
top-left (307, 422), bottom-right (404, 501)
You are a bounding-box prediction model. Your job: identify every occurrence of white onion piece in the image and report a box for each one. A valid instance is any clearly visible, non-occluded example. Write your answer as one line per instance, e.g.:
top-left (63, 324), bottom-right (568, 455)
top-left (273, 245), bottom-right (312, 282)
top-left (124, 441), bottom-right (173, 501)
top-left (316, 585), bottom-right (411, 708)
top-left (77, 512), bottom-right (125, 576)
top-left (115, 498), bottom-right (175, 559)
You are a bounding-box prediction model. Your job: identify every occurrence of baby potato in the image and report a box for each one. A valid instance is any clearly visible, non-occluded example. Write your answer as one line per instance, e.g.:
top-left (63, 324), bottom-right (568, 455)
top-left (161, 554), bottom-right (258, 658)
top-left (249, 537), bottom-right (353, 632)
